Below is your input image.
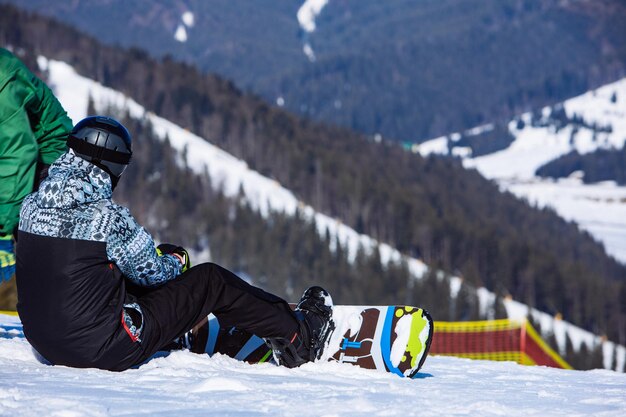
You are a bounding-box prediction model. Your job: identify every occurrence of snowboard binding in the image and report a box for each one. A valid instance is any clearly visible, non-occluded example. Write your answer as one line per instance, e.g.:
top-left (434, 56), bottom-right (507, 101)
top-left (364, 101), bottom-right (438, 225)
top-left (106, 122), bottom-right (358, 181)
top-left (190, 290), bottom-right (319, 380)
top-left (267, 286), bottom-right (335, 368)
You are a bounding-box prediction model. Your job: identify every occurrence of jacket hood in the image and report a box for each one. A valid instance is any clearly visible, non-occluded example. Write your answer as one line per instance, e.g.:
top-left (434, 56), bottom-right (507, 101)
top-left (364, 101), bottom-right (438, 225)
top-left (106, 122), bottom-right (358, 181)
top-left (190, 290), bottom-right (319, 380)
top-left (35, 151), bottom-right (112, 209)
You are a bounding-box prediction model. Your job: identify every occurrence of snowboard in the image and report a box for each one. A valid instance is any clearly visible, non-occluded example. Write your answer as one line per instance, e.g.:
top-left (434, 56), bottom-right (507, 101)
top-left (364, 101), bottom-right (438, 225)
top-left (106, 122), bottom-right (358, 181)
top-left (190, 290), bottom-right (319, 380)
top-left (186, 305), bottom-right (434, 378)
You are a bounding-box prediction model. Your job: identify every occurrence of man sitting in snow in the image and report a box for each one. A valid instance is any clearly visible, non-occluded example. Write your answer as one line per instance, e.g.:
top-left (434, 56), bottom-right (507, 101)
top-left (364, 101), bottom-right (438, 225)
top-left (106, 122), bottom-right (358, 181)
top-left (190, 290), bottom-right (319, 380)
top-left (16, 115), bottom-right (334, 371)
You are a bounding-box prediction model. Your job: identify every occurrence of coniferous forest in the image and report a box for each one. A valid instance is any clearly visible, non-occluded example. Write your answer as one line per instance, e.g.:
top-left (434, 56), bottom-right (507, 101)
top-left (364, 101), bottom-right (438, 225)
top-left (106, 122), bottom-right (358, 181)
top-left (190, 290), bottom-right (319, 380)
top-left (537, 148), bottom-right (626, 185)
top-left (0, 5), bottom-right (624, 354)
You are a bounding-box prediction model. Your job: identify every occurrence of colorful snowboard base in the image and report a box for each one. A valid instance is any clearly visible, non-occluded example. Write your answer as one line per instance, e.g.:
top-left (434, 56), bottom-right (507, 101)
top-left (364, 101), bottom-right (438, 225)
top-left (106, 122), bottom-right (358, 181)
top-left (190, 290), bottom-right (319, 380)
top-left (189, 305), bottom-right (433, 378)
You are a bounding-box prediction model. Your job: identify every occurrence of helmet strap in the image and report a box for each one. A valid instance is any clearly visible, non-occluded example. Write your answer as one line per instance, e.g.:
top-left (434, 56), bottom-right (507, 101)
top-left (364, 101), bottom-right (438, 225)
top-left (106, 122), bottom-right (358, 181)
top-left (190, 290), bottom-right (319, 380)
top-left (67, 135), bottom-right (132, 164)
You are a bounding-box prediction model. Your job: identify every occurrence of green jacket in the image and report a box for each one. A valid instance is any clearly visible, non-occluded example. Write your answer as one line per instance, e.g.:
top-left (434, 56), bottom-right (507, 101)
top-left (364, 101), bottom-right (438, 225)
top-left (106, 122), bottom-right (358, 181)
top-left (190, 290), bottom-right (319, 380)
top-left (0, 48), bottom-right (72, 235)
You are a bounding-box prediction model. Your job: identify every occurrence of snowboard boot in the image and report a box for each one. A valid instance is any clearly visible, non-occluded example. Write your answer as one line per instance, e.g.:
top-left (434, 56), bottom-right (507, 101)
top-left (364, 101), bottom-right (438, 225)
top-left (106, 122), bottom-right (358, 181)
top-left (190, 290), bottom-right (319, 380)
top-left (165, 318), bottom-right (208, 353)
top-left (171, 331), bottom-right (195, 351)
top-left (267, 286), bottom-right (336, 368)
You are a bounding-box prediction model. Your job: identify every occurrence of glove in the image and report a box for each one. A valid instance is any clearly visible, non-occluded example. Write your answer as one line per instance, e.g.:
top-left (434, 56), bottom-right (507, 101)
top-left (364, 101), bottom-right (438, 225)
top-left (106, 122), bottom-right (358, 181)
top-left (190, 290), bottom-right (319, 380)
top-left (156, 243), bottom-right (191, 273)
top-left (0, 235), bottom-right (16, 283)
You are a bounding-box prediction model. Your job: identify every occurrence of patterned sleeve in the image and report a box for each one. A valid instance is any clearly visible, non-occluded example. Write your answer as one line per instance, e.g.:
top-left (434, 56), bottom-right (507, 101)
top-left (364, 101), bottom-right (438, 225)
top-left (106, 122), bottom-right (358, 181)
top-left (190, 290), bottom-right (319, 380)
top-left (106, 206), bottom-right (182, 286)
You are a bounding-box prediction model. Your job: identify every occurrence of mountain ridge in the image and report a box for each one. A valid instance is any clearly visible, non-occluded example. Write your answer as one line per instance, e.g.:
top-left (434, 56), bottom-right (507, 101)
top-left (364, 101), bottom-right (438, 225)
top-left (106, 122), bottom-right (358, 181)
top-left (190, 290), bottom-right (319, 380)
top-left (3, 0), bottom-right (626, 140)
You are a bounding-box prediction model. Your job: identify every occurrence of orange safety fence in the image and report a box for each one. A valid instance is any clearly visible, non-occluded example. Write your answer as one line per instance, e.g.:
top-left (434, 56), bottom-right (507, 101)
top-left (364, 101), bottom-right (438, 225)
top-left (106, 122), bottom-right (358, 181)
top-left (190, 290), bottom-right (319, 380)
top-left (431, 319), bottom-right (572, 369)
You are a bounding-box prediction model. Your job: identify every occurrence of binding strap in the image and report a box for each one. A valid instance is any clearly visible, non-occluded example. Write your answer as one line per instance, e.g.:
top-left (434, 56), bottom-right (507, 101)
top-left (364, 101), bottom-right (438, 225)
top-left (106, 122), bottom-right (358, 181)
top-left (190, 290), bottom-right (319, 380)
top-left (67, 135), bottom-right (132, 164)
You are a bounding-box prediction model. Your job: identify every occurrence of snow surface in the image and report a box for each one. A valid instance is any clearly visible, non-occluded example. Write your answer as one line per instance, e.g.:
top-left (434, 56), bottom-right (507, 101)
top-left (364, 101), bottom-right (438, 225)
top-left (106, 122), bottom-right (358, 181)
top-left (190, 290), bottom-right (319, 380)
top-left (182, 11), bottom-right (195, 28)
top-left (174, 11), bottom-right (194, 43)
top-left (0, 333), bottom-right (625, 417)
top-left (174, 24), bottom-right (188, 43)
top-left (297, 0), bottom-right (329, 62)
top-left (297, 0), bottom-right (329, 33)
top-left (302, 43), bottom-right (317, 62)
top-left (418, 77), bottom-right (626, 264)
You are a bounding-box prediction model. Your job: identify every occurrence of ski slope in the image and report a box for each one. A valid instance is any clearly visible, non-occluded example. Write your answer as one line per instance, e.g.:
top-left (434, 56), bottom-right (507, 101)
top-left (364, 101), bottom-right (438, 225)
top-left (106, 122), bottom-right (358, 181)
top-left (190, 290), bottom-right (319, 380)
top-left (0, 334), bottom-right (624, 417)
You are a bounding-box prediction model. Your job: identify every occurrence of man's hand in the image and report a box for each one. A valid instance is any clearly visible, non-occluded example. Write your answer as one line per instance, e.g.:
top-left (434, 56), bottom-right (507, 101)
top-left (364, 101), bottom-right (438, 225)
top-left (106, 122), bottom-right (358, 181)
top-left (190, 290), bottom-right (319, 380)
top-left (156, 243), bottom-right (191, 273)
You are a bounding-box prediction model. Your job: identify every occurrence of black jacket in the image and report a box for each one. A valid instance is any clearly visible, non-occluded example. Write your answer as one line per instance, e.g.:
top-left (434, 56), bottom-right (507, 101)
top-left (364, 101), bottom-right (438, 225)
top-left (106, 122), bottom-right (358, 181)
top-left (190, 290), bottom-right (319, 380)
top-left (16, 152), bottom-right (181, 367)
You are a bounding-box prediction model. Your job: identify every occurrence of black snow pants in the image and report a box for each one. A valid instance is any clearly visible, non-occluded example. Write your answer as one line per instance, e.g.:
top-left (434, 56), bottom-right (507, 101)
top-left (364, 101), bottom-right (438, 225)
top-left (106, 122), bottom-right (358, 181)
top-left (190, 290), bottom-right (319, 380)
top-left (107, 262), bottom-right (299, 371)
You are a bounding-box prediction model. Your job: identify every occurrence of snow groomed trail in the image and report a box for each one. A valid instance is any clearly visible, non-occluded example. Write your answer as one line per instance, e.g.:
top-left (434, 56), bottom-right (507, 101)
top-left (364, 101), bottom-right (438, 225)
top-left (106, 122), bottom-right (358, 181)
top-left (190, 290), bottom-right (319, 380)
top-left (0, 334), bottom-right (624, 417)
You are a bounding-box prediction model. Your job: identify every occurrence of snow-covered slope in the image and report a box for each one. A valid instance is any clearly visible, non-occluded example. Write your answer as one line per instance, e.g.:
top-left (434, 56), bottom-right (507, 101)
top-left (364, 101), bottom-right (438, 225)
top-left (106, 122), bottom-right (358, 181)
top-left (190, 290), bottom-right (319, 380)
top-left (174, 10), bottom-right (194, 43)
top-left (297, 0), bottom-right (329, 61)
top-left (0, 333), bottom-right (625, 417)
top-left (417, 78), bottom-right (626, 264)
top-left (39, 57), bottom-right (625, 370)
top-left (466, 78), bottom-right (626, 180)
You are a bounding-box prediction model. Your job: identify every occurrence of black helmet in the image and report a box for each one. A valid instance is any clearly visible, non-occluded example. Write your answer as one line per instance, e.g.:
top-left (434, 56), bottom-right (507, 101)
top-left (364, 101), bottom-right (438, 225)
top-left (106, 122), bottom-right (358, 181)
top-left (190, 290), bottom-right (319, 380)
top-left (68, 116), bottom-right (132, 187)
